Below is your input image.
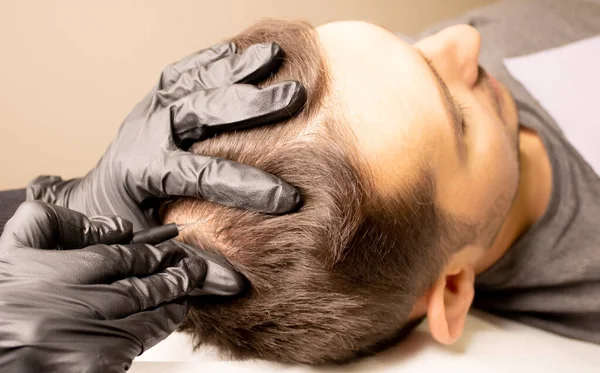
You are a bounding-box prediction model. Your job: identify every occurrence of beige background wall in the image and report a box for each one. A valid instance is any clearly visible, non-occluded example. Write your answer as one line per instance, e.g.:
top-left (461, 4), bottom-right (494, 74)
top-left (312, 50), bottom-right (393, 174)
top-left (0, 0), bottom-right (496, 189)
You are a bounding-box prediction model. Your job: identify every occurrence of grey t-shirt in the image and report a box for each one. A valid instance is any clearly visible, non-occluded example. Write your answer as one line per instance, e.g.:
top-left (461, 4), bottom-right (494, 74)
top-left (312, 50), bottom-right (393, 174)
top-left (418, 0), bottom-right (600, 344)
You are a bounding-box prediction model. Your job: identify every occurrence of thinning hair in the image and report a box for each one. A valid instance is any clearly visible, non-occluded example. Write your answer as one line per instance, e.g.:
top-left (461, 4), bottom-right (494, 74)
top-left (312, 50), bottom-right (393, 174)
top-left (161, 19), bottom-right (461, 364)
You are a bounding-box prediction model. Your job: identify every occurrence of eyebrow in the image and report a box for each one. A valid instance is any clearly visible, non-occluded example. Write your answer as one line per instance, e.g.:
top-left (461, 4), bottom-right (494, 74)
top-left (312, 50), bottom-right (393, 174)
top-left (415, 50), bottom-right (466, 155)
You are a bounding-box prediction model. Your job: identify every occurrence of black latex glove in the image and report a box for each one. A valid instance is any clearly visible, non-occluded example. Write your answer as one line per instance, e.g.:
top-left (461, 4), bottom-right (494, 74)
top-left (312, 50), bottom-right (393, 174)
top-left (0, 201), bottom-right (207, 373)
top-left (27, 42), bottom-right (306, 230)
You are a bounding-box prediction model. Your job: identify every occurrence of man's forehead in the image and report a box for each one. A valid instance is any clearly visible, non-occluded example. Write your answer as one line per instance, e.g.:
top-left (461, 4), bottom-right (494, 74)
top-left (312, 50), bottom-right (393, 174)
top-left (316, 21), bottom-right (446, 193)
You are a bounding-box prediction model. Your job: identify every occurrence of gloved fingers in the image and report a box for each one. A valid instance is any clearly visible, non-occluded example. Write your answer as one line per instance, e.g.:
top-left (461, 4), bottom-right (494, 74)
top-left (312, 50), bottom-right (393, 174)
top-left (159, 42), bottom-right (235, 90)
top-left (195, 42), bottom-right (284, 86)
top-left (56, 318), bottom-right (146, 365)
top-left (0, 241), bottom-right (184, 284)
top-left (61, 241), bottom-right (198, 284)
top-left (79, 256), bottom-right (204, 319)
top-left (170, 80), bottom-right (307, 147)
top-left (156, 42), bottom-right (286, 108)
top-left (150, 151), bottom-right (301, 214)
top-left (111, 301), bottom-right (189, 353)
top-left (0, 201), bottom-right (132, 251)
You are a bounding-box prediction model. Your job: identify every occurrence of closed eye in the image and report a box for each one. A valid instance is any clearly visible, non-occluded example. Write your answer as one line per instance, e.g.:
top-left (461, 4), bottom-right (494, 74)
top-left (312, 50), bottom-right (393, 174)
top-left (415, 48), bottom-right (467, 156)
top-left (451, 95), bottom-right (472, 133)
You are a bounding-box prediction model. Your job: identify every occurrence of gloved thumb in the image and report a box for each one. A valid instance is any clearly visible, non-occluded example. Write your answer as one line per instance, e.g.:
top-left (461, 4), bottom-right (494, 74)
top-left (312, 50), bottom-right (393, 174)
top-left (0, 201), bottom-right (133, 251)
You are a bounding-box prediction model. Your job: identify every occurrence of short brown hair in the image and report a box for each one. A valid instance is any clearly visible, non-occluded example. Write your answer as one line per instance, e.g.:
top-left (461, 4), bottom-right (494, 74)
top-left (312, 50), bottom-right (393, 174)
top-left (162, 19), bottom-right (458, 364)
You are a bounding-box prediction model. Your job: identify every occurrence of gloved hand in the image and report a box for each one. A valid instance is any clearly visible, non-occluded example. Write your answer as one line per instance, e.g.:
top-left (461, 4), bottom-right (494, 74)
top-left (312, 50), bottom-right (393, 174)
top-left (0, 201), bottom-right (207, 373)
top-left (27, 42), bottom-right (306, 230)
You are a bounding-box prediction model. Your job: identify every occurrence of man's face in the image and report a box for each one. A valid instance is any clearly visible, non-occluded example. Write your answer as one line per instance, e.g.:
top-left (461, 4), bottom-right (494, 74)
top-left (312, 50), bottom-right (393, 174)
top-left (316, 21), bottom-right (521, 247)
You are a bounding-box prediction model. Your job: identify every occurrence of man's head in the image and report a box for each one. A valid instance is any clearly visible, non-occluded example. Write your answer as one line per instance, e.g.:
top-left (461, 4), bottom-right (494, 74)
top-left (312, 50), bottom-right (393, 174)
top-left (162, 19), bottom-right (520, 364)
top-left (317, 21), bottom-right (522, 344)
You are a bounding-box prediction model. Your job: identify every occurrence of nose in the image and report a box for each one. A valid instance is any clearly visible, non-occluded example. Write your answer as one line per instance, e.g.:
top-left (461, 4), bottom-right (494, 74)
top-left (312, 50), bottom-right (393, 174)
top-left (416, 24), bottom-right (481, 87)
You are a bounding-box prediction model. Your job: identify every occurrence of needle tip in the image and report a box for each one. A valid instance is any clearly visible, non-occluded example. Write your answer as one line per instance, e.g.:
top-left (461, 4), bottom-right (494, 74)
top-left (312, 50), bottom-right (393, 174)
top-left (176, 222), bottom-right (193, 232)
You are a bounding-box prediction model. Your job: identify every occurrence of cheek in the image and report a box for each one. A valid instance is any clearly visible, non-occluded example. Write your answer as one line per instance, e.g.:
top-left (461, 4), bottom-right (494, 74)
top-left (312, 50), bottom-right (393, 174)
top-left (439, 112), bottom-right (520, 223)
top-left (436, 105), bottom-right (520, 226)
top-left (468, 115), bottom-right (520, 216)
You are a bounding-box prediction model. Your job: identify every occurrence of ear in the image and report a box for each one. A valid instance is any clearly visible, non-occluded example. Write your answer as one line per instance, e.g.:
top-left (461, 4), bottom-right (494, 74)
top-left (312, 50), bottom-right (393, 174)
top-left (426, 264), bottom-right (475, 344)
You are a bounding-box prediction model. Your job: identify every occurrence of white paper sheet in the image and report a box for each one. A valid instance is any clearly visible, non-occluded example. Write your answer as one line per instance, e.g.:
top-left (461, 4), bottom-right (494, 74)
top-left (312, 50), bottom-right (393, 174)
top-left (133, 311), bottom-right (600, 373)
top-left (504, 35), bottom-right (600, 174)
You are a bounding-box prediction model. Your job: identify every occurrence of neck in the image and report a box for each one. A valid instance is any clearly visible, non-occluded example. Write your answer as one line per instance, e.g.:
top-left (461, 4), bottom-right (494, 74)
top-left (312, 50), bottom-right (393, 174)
top-left (474, 126), bottom-right (553, 274)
